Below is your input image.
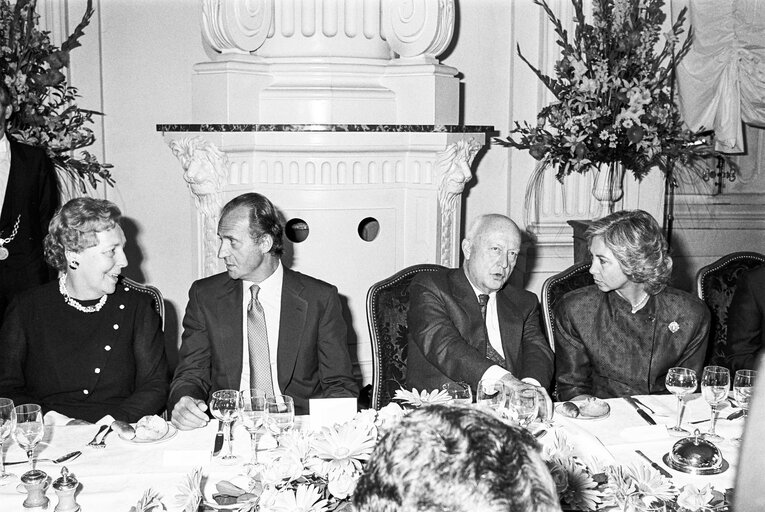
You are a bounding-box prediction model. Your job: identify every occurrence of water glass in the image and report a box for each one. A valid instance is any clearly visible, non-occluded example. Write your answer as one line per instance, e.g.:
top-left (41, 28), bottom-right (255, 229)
top-left (12, 404), bottom-right (43, 472)
top-left (507, 388), bottom-right (539, 428)
top-left (665, 367), bottom-right (697, 436)
top-left (238, 389), bottom-right (267, 467)
top-left (265, 395), bottom-right (294, 444)
top-left (700, 366), bottom-right (730, 441)
top-left (732, 369), bottom-right (757, 445)
top-left (0, 398), bottom-right (15, 485)
top-left (210, 389), bottom-right (239, 465)
top-left (476, 379), bottom-right (507, 411)
top-left (442, 382), bottom-right (472, 405)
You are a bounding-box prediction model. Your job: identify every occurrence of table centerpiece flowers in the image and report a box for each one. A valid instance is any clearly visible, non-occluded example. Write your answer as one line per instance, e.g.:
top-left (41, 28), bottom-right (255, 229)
top-left (497, 0), bottom-right (728, 210)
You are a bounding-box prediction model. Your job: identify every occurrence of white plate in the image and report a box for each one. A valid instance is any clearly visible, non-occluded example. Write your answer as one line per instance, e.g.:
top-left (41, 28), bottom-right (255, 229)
top-left (121, 424), bottom-right (178, 444)
top-left (555, 401), bottom-right (610, 420)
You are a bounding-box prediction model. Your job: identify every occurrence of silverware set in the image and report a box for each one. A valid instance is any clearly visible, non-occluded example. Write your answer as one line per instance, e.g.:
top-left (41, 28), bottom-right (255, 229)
top-left (87, 424), bottom-right (113, 448)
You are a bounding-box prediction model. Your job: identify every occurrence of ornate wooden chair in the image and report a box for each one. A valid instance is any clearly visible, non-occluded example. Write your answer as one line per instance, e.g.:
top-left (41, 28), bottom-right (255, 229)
top-left (366, 264), bottom-right (445, 410)
top-left (540, 261), bottom-right (594, 350)
top-left (696, 251), bottom-right (765, 366)
top-left (122, 276), bottom-right (165, 330)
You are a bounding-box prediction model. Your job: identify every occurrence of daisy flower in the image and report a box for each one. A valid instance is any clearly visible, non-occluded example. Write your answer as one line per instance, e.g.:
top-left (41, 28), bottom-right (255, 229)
top-left (393, 387), bottom-right (451, 407)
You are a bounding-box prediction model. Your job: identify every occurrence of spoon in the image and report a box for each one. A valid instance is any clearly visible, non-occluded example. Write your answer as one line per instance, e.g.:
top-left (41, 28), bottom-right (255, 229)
top-left (5, 450), bottom-right (82, 466)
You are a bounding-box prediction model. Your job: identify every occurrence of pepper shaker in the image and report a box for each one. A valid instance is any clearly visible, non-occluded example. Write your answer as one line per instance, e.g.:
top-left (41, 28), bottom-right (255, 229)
top-left (52, 466), bottom-right (80, 512)
top-left (20, 469), bottom-right (49, 509)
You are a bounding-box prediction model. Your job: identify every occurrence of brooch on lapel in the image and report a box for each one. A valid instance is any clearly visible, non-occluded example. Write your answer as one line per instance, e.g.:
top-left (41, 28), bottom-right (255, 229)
top-left (668, 321), bottom-right (680, 333)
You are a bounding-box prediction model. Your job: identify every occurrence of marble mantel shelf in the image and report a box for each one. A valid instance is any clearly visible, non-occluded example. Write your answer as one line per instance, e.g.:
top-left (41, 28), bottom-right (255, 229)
top-left (156, 123), bottom-right (495, 133)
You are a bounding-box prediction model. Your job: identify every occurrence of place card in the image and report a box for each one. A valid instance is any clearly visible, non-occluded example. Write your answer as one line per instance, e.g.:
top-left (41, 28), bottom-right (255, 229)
top-left (308, 398), bottom-right (357, 431)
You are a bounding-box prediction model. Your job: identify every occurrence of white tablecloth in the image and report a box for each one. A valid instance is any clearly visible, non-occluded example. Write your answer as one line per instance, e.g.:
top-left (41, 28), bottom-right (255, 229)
top-left (0, 395), bottom-right (744, 510)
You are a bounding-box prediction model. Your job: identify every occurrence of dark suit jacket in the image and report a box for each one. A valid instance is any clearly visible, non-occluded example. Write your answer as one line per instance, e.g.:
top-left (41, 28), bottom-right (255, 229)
top-left (406, 268), bottom-right (553, 392)
top-left (0, 139), bottom-right (58, 322)
top-left (726, 265), bottom-right (765, 373)
top-left (168, 267), bottom-right (359, 415)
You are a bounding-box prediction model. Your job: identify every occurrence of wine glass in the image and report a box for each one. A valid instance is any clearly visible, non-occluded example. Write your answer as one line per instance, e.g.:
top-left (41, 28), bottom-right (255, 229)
top-left (265, 395), bottom-right (294, 444)
top-left (0, 398), bottom-right (16, 485)
top-left (507, 388), bottom-right (539, 428)
top-left (442, 382), bottom-right (472, 405)
top-left (700, 366), bottom-right (730, 442)
top-left (665, 367), bottom-right (697, 436)
top-left (210, 389), bottom-right (239, 465)
top-left (476, 379), bottom-right (507, 412)
top-left (731, 369), bottom-right (757, 445)
top-left (238, 389), bottom-right (267, 468)
top-left (12, 404), bottom-right (43, 473)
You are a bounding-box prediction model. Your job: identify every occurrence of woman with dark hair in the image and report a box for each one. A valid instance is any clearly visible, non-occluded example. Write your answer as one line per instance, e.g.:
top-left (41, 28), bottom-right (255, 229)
top-left (554, 210), bottom-right (710, 401)
top-left (0, 197), bottom-right (168, 423)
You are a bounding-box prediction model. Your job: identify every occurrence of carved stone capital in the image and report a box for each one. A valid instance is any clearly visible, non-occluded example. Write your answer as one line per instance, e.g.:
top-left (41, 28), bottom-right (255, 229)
top-left (382, 0), bottom-right (455, 60)
top-left (168, 136), bottom-right (231, 276)
top-left (201, 0), bottom-right (273, 54)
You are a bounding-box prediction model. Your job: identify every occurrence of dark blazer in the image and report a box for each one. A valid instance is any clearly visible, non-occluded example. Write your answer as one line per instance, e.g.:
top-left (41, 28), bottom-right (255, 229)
top-left (406, 268), bottom-right (553, 392)
top-left (0, 139), bottom-right (58, 323)
top-left (726, 265), bottom-right (765, 373)
top-left (555, 285), bottom-right (710, 400)
top-left (168, 267), bottom-right (359, 415)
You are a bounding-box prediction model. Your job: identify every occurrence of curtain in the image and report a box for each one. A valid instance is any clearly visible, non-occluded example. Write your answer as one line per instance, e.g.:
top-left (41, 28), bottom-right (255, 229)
top-left (674, 0), bottom-right (765, 153)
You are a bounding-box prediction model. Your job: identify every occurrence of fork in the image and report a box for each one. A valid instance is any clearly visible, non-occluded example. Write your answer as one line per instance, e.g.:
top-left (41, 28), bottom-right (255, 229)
top-left (92, 426), bottom-right (113, 449)
top-left (87, 424), bottom-right (109, 447)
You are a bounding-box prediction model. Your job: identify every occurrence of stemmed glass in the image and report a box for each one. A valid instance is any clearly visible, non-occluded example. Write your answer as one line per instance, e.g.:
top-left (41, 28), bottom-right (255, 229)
top-left (265, 395), bottom-right (294, 445)
top-left (700, 366), bottom-right (730, 442)
top-left (732, 369), bottom-right (757, 445)
top-left (442, 382), bottom-right (472, 405)
top-left (12, 404), bottom-right (43, 473)
top-left (507, 388), bottom-right (539, 428)
top-left (0, 398), bottom-right (16, 485)
top-left (238, 389), bottom-right (267, 468)
top-left (476, 379), bottom-right (507, 412)
top-left (210, 389), bottom-right (239, 465)
top-left (665, 367), bottom-right (697, 436)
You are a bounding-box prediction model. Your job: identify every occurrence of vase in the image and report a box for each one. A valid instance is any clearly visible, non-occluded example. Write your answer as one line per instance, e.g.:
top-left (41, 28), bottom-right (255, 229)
top-left (591, 161), bottom-right (625, 213)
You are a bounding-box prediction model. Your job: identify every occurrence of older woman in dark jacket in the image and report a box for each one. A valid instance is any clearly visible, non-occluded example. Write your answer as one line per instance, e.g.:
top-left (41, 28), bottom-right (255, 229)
top-left (0, 197), bottom-right (168, 423)
top-left (554, 210), bottom-right (710, 401)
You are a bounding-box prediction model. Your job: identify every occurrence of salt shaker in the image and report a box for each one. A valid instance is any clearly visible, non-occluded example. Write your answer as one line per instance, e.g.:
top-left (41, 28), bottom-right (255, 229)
top-left (52, 466), bottom-right (80, 512)
top-left (20, 469), bottom-right (49, 509)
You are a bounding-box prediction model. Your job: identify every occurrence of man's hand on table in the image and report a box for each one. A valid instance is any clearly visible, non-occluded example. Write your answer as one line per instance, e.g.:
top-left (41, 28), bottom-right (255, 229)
top-left (499, 374), bottom-right (553, 421)
top-left (171, 396), bottom-right (210, 430)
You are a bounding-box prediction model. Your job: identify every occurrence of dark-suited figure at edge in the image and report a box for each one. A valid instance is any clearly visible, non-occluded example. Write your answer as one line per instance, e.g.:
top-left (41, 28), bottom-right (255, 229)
top-left (406, 214), bottom-right (554, 416)
top-left (0, 81), bottom-right (58, 325)
top-left (725, 264), bottom-right (765, 373)
top-left (169, 192), bottom-right (358, 428)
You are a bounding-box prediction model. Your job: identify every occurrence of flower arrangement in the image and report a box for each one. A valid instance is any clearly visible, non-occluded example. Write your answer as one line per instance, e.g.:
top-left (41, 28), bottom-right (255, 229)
top-left (392, 387), bottom-right (451, 407)
top-left (497, 0), bottom-right (725, 182)
top-left (0, 0), bottom-right (113, 195)
top-left (542, 429), bottom-right (731, 511)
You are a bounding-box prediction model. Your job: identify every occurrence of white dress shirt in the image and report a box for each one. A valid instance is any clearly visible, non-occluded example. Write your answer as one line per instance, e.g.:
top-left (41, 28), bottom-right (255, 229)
top-left (0, 134), bottom-right (11, 213)
top-left (239, 262), bottom-right (284, 395)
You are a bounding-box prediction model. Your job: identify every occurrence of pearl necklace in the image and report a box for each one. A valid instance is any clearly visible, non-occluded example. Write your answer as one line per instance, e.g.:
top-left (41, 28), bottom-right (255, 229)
top-left (59, 274), bottom-right (107, 313)
top-left (617, 290), bottom-right (650, 314)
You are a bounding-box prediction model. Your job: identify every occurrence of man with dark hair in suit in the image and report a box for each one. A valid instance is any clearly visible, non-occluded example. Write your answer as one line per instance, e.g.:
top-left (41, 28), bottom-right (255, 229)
top-left (169, 192), bottom-right (358, 428)
top-left (0, 81), bottom-right (59, 326)
top-left (406, 214), bottom-right (554, 416)
top-left (726, 264), bottom-right (765, 373)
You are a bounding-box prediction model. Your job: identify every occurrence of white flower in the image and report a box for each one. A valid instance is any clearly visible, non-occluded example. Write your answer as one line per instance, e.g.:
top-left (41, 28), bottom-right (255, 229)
top-left (267, 485), bottom-right (329, 512)
top-left (376, 402), bottom-right (405, 430)
top-left (676, 484), bottom-right (715, 511)
top-left (393, 387), bottom-right (451, 407)
top-left (328, 471), bottom-right (357, 500)
top-left (312, 421), bottom-right (376, 475)
top-left (262, 453), bottom-right (305, 485)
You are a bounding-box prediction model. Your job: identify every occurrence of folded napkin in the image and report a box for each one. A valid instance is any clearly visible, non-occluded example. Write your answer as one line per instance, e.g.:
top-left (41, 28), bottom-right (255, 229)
top-left (43, 411), bottom-right (115, 426)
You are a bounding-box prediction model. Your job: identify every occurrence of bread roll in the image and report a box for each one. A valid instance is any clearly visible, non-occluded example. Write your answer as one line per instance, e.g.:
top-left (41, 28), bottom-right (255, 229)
top-left (112, 420), bottom-right (136, 440)
top-left (579, 397), bottom-right (610, 417)
top-left (558, 401), bottom-right (580, 418)
top-left (135, 415), bottom-right (169, 441)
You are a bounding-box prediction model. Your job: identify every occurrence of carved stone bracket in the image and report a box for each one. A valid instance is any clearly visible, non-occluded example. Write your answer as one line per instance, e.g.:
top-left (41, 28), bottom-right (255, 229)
top-left (201, 0), bottom-right (272, 54)
top-left (436, 137), bottom-right (482, 266)
top-left (382, 0), bottom-right (455, 60)
top-left (168, 136), bottom-right (231, 276)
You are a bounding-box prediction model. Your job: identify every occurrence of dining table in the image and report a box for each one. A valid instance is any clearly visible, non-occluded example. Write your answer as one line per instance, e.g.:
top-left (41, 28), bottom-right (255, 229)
top-left (0, 393), bottom-right (745, 510)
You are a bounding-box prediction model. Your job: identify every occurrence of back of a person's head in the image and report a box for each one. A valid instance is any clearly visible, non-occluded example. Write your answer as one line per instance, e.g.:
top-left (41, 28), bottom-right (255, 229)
top-left (353, 404), bottom-right (561, 512)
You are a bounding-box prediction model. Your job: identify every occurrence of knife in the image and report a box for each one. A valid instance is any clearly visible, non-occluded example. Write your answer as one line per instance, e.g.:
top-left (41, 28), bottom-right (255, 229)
top-left (212, 420), bottom-right (224, 456)
top-left (624, 397), bottom-right (656, 425)
top-left (635, 450), bottom-right (673, 478)
top-left (727, 409), bottom-right (744, 420)
top-left (630, 397), bottom-right (655, 415)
